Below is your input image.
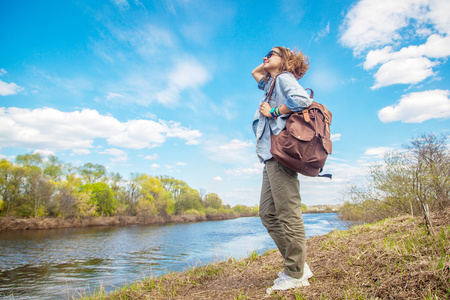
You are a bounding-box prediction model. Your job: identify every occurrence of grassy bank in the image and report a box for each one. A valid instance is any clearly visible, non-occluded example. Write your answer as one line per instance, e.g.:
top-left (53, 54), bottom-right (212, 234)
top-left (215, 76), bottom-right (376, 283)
top-left (0, 213), bottom-right (257, 231)
top-left (79, 208), bottom-right (449, 300)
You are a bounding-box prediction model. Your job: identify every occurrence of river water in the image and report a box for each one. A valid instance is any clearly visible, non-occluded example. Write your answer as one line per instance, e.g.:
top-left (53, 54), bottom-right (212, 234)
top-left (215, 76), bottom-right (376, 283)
top-left (0, 213), bottom-right (348, 299)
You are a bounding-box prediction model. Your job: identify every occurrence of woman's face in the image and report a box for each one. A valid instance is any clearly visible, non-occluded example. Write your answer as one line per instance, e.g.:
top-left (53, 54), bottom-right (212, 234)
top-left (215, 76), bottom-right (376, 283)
top-left (263, 48), bottom-right (283, 75)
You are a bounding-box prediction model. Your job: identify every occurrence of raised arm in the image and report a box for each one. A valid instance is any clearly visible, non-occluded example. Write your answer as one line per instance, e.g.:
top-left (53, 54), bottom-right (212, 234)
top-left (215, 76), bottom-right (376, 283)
top-left (252, 63), bottom-right (265, 83)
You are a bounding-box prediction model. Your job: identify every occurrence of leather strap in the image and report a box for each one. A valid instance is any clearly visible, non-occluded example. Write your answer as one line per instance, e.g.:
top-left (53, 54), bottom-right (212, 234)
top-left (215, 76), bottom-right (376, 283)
top-left (302, 109), bottom-right (311, 122)
top-left (265, 75), bottom-right (279, 103)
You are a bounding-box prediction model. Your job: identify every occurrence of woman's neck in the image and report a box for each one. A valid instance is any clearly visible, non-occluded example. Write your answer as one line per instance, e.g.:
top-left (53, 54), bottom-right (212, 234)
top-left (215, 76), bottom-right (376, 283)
top-left (269, 70), bottom-right (282, 79)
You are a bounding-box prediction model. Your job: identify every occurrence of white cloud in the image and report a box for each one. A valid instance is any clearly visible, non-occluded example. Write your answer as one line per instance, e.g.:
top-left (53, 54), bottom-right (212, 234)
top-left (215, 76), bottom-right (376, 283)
top-left (33, 149), bottom-right (56, 157)
top-left (364, 147), bottom-right (395, 157)
top-left (107, 119), bottom-right (166, 149)
top-left (204, 138), bottom-right (257, 169)
top-left (299, 158), bottom-right (369, 205)
top-left (113, 24), bottom-right (175, 57)
top-left (340, 0), bottom-right (450, 88)
top-left (0, 107), bottom-right (202, 153)
top-left (378, 89), bottom-right (450, 123)
top-left (225, 163), bottom-right (263, 177)
top-left (0, 69), bottom-right (7, 76)
top-left (0, 107), bottom-right (121, 150)
top-left (340, 0), bottom-right (443, 53)
top-left (331, 133), bottom-right (341, 142)
top-left (372, 57), bottom-right (437, 89)
top-left (100, 148), bottom-right (128, 162)
top-left (143, 154), bottom-right (159, 160)
top-left (156, 60), bottom-right (210, 106)
top-left (106, 92), bottom-right (124, 100)
top-left (72, 149), bottom-right (91, 156)
top-left (150, 163), bottom-right (160, 170)
top-left (219, 139), bottom-right (253, 151)
top-left (315, 23), bottom-right (330, 41)
top-left (364, 34), bottom-right (450, 70)
top-left (176, 162), bottom-right (187, 166)
top-left (213, 176), bottom-right (223, 181)
top-left (0, 79), bottom-right (23, 96)
top-left (162, 120), bottom-right (202, 145)
top-left (106, 119), bottom-right (202, 149)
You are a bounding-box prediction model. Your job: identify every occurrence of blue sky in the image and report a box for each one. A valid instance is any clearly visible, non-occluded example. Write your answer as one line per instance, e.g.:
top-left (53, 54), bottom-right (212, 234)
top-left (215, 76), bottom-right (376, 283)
top-left (1, 0), bottom-right (449, 207)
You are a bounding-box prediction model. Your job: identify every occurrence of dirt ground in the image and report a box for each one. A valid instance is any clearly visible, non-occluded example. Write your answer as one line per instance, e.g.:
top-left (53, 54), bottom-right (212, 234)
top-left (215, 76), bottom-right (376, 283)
top-left (95, 208), bottom-right (450, 300)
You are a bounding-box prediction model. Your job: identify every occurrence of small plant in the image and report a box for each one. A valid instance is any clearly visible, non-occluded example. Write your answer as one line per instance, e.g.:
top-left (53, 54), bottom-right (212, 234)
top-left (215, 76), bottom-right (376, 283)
top-left (235, 291), bottom-right (248, 299)
top-left (293, 294), bottom-right (307, 300)
top-left (249, 250), bottom-right (259, 262)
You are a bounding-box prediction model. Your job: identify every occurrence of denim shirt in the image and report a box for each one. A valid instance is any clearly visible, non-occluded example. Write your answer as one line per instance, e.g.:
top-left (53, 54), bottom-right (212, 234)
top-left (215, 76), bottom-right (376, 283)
top-left (252, 72), bottom-right (313, 163)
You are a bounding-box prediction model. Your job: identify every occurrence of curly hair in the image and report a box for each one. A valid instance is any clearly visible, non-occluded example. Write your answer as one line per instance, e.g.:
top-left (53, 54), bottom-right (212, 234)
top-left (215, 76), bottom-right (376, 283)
top-left (265, 46), bottom-right (309, 81)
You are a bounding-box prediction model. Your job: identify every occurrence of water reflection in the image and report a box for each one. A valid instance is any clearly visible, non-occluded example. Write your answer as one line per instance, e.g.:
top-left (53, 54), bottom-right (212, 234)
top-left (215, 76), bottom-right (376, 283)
top-left (0, 213), bottom-right (349, 299)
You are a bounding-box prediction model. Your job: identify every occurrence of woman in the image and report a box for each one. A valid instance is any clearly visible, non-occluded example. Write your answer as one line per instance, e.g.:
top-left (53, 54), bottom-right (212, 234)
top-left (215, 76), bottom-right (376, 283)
top-left (252, 47), bottom-right (313, 294)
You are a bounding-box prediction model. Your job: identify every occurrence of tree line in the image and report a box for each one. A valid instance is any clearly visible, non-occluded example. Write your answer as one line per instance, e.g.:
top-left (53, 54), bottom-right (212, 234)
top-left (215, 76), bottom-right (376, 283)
top-left (339, 133), bottom-right (450, 223)
top-left (0, 154), bottom-right (258, 219)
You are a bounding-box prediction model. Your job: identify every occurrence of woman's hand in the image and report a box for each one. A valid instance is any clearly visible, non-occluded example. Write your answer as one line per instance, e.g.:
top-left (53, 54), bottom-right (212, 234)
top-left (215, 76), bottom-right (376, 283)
top-left (259, 102), bottom-right (272, 117)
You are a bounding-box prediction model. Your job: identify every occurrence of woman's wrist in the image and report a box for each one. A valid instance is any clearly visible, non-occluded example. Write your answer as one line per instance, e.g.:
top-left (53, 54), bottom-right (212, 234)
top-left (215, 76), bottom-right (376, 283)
top-left (270, 106), bottom-right (282, 118)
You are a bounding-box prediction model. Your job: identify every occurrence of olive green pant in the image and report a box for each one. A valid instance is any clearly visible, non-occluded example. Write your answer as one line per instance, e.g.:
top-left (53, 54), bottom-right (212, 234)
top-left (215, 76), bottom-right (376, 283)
top-left (259, 158), bottom-right (306, 279)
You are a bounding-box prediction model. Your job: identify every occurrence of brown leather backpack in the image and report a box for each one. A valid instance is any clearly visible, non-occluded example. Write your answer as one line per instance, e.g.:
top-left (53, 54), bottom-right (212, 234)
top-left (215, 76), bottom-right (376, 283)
top-left (269, 83), bottom-right (333, 178)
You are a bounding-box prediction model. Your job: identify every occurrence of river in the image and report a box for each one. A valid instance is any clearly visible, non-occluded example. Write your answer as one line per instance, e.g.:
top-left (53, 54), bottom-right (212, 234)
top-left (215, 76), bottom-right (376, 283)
top-left (0, 213), bottom-right (349, 299)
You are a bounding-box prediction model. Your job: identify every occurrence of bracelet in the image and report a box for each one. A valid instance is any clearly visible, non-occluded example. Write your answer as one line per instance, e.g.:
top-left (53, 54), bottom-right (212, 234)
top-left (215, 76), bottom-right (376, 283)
top-left (275, 106), bottom-right (281, 117)
top-left (270, 107), bottom-right (277, 118)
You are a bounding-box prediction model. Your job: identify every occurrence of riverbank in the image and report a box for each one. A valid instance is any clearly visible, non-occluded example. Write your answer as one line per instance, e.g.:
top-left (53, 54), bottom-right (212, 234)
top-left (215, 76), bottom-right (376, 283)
top-left (0, 213), bottom-right (257, 231)
top-left (304, 204), bottom-right (342, 214)
top-left (81, 207), bottom-right (449, 299)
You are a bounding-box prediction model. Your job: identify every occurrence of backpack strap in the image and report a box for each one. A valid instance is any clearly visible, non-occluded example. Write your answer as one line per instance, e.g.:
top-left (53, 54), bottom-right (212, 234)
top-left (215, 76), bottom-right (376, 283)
top-left (265, 74), bottom-right (281, 103)
top-left (301, 88), bottom-right (314, 122)
top-left (305, 88), bottom-right (314, 99)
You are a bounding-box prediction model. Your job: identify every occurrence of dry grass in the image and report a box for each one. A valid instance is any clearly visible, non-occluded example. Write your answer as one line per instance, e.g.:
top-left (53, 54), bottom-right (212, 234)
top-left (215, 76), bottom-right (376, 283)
top-left (80, 208), bottom-right (450, 300)
top-left (0, 213), bottom-right (255, 231)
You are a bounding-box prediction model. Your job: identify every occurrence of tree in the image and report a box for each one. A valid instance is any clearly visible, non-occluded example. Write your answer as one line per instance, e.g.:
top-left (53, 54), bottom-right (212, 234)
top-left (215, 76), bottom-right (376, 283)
top-left (136, 174), bottom-right (175, 217)
top-left (13, 154), bottom-right (55, 218)
top-left (159, 176), bottom-right (189, 201)
top-left (408, 133), bottom-right (450, 211)
top-left (43, 155), bottom-right (64, 182)
top-left (0, 159), bottom-right (23, 216)
top-left (54, 174), bottom-right (82, 217)
top-left (118, 173), bottom-right (141, 216)
top-left (175, 187), bottom-right (203, 214)
top-left (78, 163), bottom-right (107, 184)
top-left (16, 153), bottom-right (43, 168)
top-left (301, 203), bottom-right (307, 212)
top-left (75, 189), bottom-right (97, 217)
top-left (340, 132), bottom-right (450, 223)
top-left (81, 182), bottom-right (115, 217)
top-left (204, 193), bottom-right (223, 210)
top-left (27, 168), bottom-right (55, 218)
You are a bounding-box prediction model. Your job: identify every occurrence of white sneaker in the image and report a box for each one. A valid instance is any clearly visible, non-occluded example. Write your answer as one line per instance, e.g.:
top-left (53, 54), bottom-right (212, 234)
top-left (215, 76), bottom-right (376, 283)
top-left (304, 262), bottom-right (314, 279)
top-left (274, 262), bottom-right (313, 284)
top-left (267, 274), bottom-right (310, 295)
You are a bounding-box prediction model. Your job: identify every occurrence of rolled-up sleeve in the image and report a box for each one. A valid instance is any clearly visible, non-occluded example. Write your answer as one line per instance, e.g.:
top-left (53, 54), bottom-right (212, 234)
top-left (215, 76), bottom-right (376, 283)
top-left (279, 73), bottom-right (312, 111)
top-left (258, 78), bottom-right (267, 91)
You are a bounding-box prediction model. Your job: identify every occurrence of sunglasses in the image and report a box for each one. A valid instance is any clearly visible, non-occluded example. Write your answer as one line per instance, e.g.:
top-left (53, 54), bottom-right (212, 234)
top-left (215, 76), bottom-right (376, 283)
top-left (265, 50), bottom-right (282, 59)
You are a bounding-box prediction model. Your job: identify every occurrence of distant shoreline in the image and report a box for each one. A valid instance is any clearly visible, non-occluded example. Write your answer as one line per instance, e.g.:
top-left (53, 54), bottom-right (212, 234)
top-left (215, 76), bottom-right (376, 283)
top-left (304, 204), bottom-right (342, 214)
top-left (0, 210), bottom-right (341, 231)
top-left (0, 213), bottom-right (257, 231)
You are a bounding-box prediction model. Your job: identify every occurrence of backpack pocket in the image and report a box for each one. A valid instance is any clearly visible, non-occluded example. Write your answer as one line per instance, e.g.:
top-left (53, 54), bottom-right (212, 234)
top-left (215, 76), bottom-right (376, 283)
top-left (282, 112), bottom-right (328, 168)
top-left (282, 117), bottom-right (315, 160)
